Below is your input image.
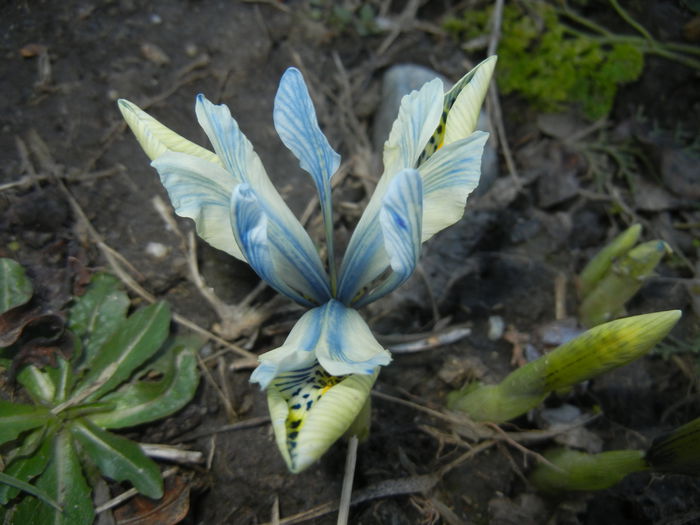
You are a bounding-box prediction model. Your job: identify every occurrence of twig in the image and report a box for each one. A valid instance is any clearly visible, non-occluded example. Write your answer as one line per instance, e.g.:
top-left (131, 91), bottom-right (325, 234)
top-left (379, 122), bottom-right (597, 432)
top-left (178, 416), bottom-right (270, 442)
top-left (195, 351), bottom-right (238, 423)
top-left (261, 475), bottom-right (439, 525)
top-left (139, 443), bottom-right (204, 464)
top-left (376, 0), bottom-right (421, 56)
top-left (554, 272), bottom-right (567, 320)
top-left (483, 422), bottom-right (562, 471)
top-left (383, 326), bottom-right (472, 353)
top-left (95, 467), bottom-right (178, 514)
top-left (241, 0), bottom-right (290, 12)
top-left (485, 0), bottom-right (521, 187)
top-left (57, 174), bottom-right (257, 359)
top-left (437, 439), bottom-right (497, 477)
top-left (0, 164), bottom-right (124, 192)
top-left (337, 436), bottom-right (359, 525)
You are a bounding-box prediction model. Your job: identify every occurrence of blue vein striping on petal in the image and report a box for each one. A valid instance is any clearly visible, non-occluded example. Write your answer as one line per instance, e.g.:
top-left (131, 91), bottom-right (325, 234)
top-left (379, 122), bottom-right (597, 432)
top-left (421, 132), bottom-right (487, 194)
top-left (313, 300), bottom-right (391, 376)
top-left (195, 94), bottom-right (247, 182)
top-left (273, 68), bottom-right (341, 286)
top-left (354, 169), bottom-right (423, 307)
top-left (196, 94), bottom-right (331, 302)
top-left (273, 68), bottom-right (340, 198)
top-left (231, 184), bottom-right (316, 306)
top-left (336, 219), bottom-right (384, 304)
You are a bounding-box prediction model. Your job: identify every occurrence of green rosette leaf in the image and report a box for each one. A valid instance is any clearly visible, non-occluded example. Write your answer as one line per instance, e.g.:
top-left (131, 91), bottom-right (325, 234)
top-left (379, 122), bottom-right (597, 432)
top-left (71, 301), bottom-right (170, 403)
top-left (0, 258), bottom-right (33, 315)
top-left (89, 336), bottom-right (201, 429)
top-left (12, 430), bottom-right (94, 525)
top-left (70, 419), bottom-right (163, 499)
top-left (68, 273), bottom-right (130, 368)
top-left (0, 401), bottom-right (53, 446)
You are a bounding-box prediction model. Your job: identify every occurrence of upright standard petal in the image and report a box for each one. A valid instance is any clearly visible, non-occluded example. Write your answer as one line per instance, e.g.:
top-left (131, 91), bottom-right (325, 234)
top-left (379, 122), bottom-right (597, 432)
top-left (416, 56), bottom-right (496, 165)
top-left (339, 169), bottom-right (424, 307)
top-left (250, 300), bottom-right (390, 389)
top-left (419, 131), bottom-right (488, 241)
top-left (118, 99), bottom-right (221, 163)
top-left (380, 79), bottom-right (444, 190)
top-left (337, 81), bottom-right (442, 302)
top-left (152, 151), bottom-right (244, 260)
top-left (442, 56), bottom-right (497, 146)
top-left (267, 363), bottom-right (377, 473)
top-left (196, 95), bottom-right (332, 303)
top-left (273, 68), bottom-right (340, 222)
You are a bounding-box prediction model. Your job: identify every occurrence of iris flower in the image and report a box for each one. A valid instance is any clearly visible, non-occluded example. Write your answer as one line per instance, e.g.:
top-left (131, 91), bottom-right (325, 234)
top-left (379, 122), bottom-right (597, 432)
top-left (118, 56), bottom-right (495, 472)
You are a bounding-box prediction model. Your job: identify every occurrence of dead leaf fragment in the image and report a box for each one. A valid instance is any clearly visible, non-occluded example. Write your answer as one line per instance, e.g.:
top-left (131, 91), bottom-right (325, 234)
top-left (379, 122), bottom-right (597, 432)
top-left (114, 473), bottom-right (191, 525)
top-left (20, 43), bottom-right (47, 58)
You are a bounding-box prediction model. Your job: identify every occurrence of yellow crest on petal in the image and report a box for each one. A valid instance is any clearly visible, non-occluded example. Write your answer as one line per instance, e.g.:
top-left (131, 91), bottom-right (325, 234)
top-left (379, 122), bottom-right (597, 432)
top-left (417, 56), bottom-right (497, 166)
top-left (267, 364), bottom-right (377, 473)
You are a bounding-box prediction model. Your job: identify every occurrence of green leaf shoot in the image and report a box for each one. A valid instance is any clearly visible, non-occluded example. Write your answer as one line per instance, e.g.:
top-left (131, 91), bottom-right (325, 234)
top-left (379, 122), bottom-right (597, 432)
top-left (0, 258), bottom-right (33, 315)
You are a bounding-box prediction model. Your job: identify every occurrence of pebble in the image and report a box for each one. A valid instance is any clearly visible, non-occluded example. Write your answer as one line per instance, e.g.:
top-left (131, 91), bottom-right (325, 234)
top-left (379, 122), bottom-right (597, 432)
top-left (145, 241), bottom-right (169, 260)
top-left (487, 315), bottom-right (505, 340)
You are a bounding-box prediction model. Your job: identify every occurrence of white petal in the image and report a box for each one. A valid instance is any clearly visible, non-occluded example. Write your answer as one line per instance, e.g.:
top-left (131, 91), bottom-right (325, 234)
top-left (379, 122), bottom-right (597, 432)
top-left (231, 184), bottom-right (324, 305)
top-left (338, 81), bottom-right (442, 302)
top-left (249, 348), bottom-right (317, 391)
top-left (251, 301), bottom-right (390, 389)
top-left (382, 79), bottom-right (444, 178)
top-left (419, 131), bottom-right (488, 241)
top-left (152, 151), bottom-right (244, 259)
top-left (118, 99), bottom-right (220, 163)
top-left (338, 169), bottom-right (423, 306)
top-left (273, 67), bottom-right (340, 211)
top-left (267, 363), bottom-right (377, 473)
top-left (196, 95), bottom-right (331, 300)
top-left (443, 56), bottom-right (497, 146)
top-left (312, 300), bottom-right (391, 376)
top-left (415, 56), bottom-right (496, 166)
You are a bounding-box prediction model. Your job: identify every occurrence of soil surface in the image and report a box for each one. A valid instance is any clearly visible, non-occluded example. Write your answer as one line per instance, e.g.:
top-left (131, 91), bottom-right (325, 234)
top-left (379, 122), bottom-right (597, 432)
top-left (1, 1), bottom-right (699, 524)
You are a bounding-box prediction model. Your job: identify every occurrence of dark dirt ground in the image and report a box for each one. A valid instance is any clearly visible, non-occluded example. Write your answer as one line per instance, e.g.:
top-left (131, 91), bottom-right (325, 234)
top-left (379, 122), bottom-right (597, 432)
top-left (1, 1), bottom-right (700, 524)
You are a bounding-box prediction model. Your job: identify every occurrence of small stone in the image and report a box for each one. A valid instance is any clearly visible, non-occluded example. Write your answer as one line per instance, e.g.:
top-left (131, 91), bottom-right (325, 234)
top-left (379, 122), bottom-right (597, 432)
top-left (145, 241), bottom-right (169, 260)
top-left (149, 13), bottom-right (162, 24)
top-left (184, 42), bottom-right (198, 57)
top-left (141, 42), bottom-right (170, 65)
top-left (487, 315), bottom-right (505, 340)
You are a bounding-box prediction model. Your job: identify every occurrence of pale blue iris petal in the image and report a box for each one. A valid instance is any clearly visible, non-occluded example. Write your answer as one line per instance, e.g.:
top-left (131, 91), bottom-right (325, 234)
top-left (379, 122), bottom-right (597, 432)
top-left (313, 300), bottom-right (391, 376)
top-left (273, 67), bottom-right (340, 209)
top-left (382, 78), bottom-right (445, 184)
top-left (337, 169), bottom-right (423, 305)
top-left (231, 184), bottom-right (316, 306)
top-left (337, 81), bottom-right (443, 300)
top-left (419, 131), bottom-right (488, 241)
top-left (354, 169), bottom-right (423, 307)
top-left (250, 308), bottom-right (326, 389)
top-left (194, 94), bottom-right (246, 181)
top-left (335, 216), bottom-right (384, 304)
top-left (196, 95), bottom-right (332, 302)
top-left (152, 151), bottom-right (244, 260)
top-left (249, 351), bottom-right (317, 390)
top-left (250, 301), bottom-right (390, 388)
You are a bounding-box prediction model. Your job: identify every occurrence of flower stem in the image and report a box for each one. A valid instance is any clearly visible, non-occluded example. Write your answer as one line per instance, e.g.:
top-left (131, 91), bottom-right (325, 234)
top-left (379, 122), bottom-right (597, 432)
top-left (337, 435), bottom-right (358, 525)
